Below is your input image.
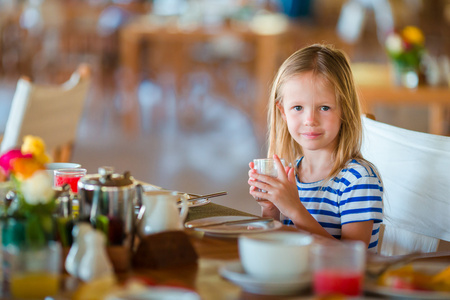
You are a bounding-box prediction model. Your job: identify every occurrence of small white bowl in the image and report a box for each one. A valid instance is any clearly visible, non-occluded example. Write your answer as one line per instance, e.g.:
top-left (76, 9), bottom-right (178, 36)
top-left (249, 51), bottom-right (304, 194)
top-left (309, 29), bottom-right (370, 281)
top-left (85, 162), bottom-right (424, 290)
top-left (46, 162), bottom-right (81, 170)
top-left (239, 231), bottom-right (313, 280)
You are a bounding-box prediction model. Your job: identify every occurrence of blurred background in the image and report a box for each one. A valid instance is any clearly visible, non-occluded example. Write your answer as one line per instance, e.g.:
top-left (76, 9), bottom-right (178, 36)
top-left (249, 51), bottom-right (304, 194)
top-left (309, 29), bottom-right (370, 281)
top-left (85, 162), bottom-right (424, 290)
top-left (1, 0), bottom-right (449, 214)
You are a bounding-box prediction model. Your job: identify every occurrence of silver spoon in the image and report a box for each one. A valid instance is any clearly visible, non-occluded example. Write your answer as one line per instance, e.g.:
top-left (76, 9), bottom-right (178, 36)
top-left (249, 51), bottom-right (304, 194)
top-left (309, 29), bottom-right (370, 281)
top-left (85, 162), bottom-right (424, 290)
top-left (136, 181), bottom-right (227, 201)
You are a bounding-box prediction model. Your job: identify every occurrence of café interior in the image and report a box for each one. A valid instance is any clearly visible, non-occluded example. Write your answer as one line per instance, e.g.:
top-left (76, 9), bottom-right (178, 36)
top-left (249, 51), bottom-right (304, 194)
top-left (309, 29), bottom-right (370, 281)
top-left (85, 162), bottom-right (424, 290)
top-left (0, 0), bottom-right (449, 299)
top-left (1, 0), bottom-right (449, 214)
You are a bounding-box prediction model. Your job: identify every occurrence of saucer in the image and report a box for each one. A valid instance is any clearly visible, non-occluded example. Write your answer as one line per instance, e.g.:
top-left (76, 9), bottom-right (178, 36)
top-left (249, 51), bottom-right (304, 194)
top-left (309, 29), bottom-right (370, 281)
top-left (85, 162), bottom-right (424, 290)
top-left (220, 261), bottom-right (311, 295)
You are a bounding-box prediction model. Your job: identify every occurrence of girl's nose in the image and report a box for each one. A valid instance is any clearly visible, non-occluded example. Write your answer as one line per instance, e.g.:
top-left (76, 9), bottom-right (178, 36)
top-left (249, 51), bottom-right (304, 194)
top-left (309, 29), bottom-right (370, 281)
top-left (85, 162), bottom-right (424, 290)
top-left (303, 109), bottom-right (317, 126)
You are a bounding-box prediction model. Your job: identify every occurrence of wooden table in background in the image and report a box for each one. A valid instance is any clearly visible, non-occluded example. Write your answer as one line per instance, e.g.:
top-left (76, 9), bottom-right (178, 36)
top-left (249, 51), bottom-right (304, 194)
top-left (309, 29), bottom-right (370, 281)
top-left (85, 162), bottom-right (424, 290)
top-left (353, 63), bottom-right (450, 136)
top-left (119, 16), bottom-right (290, 138)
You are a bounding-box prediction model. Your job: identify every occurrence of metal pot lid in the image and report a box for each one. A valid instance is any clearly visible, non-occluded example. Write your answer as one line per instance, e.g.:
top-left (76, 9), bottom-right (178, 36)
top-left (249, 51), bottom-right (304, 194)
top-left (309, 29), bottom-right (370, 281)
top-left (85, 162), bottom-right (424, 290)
top-left (79, 166), bottom-right (134, 187)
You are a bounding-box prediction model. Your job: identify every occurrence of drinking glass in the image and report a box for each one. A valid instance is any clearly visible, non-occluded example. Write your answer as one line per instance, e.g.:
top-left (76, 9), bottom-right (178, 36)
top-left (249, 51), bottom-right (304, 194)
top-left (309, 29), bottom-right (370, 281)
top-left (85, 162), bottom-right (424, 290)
top-left (6, 241), bottom-right (62, 299)
top-left (46, 163), bottom-right (82, 187)
top-left (54, 168), bottom-right (87, 193)
top-left (252, 158), bottom-right (285, 201)
top-left (311, 240), bottom-right (366, 296)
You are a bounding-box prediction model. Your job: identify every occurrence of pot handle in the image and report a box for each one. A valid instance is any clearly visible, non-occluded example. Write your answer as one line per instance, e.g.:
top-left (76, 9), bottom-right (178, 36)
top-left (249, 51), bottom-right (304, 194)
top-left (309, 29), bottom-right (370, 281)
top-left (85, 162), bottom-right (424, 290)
top-left (134, 184), bottom-right (145, 230)
top-left (178, 194), bottom-right (189, 223)
top-left (131, 184), bottom-right (145, 253)
top-left (90, 185), bottom-right (101, 225)
top-left (135, 183), bottom-right (143, 212)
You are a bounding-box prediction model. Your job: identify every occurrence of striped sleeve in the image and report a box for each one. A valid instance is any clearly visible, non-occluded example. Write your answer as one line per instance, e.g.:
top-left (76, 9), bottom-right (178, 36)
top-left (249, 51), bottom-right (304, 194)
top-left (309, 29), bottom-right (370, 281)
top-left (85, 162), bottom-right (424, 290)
top-left (339, 175), bottom-right (383, 225)
top-left (339, 167), bottom-right (383, 252)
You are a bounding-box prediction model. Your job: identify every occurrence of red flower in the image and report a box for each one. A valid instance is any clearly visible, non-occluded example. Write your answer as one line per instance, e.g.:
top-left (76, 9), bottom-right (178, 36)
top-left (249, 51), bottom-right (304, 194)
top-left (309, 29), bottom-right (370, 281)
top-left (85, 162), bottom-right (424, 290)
top-left (0, 149), bottom-right (32, 174)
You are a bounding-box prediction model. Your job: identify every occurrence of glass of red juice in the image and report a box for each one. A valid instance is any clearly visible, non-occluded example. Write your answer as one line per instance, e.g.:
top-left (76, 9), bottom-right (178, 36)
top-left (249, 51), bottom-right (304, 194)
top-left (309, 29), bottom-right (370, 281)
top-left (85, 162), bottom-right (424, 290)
top-left (54, 168), bottom-right (87, 193)
top-left (311, 240), bottom-right (366, 297)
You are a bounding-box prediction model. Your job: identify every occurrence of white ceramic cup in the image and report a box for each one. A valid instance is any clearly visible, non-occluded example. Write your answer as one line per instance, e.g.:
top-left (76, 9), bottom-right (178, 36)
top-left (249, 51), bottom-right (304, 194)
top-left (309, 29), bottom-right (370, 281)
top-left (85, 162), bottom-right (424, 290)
top-left (239, 232), bottom-right (313, 280)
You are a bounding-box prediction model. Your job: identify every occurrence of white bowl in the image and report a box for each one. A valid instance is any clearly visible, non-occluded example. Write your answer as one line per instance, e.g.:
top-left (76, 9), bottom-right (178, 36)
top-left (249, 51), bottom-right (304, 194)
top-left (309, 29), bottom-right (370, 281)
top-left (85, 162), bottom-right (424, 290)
top-left (46, 162), bottom-right (81, 170)
top-left (239, 231), bottom-right (313, 280)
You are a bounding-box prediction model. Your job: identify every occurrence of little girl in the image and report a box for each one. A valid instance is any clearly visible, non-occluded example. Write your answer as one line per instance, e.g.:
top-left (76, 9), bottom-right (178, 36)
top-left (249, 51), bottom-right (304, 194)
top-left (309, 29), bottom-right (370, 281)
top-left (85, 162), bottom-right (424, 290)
top-left (248, 44), bottom-right (383, 252)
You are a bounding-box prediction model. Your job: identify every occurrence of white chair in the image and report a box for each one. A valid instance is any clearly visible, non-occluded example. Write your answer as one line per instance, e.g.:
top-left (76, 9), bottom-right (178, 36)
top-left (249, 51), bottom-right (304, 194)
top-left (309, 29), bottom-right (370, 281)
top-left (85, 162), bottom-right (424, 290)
top-left (0, 64), bottom-right (91, 162)
top-left (361, 115), bottom-right (450, 256)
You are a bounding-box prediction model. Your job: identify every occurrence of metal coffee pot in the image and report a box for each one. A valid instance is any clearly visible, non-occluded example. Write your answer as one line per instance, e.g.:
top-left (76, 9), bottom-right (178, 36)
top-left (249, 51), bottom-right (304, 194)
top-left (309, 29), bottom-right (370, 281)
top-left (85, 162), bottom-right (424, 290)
top-left (77, 166), bottom-right (142, 247)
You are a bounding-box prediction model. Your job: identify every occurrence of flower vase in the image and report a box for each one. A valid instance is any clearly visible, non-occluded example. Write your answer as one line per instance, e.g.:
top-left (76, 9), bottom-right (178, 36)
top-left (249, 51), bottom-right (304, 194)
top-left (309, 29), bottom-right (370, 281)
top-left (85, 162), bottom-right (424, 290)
top-left (391, 62), bottom-right (420, 89)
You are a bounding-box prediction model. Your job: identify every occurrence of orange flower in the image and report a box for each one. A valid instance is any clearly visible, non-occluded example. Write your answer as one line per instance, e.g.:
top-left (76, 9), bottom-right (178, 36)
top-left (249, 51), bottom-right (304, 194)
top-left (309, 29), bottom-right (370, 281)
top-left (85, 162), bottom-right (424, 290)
top-left (11, 157), bottom-right (46, 180)
top-left (401, 26), bottom-right (425, 46)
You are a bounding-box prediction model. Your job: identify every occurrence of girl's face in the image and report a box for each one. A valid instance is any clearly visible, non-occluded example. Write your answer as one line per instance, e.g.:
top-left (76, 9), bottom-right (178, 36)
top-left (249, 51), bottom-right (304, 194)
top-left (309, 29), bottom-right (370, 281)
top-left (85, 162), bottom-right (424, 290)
top-left (277, 71), bottom-right (342, 154)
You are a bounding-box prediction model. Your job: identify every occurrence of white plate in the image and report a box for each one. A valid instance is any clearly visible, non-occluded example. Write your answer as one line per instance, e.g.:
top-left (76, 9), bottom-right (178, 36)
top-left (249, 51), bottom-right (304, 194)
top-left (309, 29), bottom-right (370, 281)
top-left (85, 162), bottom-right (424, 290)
top-left (365, 261), bottom-right (450, 299)
top-left (107, 286), bottom-right (201, 300)
top-left (185, 216), bottom-right (282, 237)
top-left (141, 185), bottom-right (211, 208)
top-left (220, 261), bottom-right (311, 295)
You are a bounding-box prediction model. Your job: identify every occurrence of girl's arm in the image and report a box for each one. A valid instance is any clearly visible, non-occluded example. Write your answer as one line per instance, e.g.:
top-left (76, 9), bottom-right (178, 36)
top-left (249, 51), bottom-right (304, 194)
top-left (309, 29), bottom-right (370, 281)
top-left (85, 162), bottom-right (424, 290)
top-left (250, 170), bottom-right (373, 246)
top-left (341, 221), bottom-right (374, 247)
top-left (249, 155), bottom-right (373, 245)
top-left (249, 155), bottom-right (379, 247)
top-left (288, 197), bottom-right (375, 247)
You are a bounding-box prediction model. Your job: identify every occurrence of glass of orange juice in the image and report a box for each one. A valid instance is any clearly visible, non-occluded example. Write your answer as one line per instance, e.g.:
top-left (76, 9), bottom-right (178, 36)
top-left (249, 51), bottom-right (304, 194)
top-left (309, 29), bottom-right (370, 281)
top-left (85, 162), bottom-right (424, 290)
top-left (8, 242), bottom-right (61, 299)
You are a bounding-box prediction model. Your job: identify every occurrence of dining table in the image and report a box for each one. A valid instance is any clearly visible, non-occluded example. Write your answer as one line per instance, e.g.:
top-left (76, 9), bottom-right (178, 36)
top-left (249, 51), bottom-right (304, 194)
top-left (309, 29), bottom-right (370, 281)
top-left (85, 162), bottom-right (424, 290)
top-left (353, 63), bottom-right (450, 136)
top-left (48, 202), bottom-right (450, 300)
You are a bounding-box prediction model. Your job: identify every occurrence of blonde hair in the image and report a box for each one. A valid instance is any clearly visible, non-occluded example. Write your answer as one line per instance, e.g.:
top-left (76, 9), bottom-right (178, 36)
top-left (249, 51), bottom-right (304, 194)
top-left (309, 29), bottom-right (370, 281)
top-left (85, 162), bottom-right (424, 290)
top-left (267, 44), bottom-right (370, 180)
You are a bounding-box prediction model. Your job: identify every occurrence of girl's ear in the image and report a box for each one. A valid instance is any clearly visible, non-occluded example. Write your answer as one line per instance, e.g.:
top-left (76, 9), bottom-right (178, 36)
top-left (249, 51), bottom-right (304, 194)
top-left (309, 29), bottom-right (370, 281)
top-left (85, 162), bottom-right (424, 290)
top-left (276, 102), bottom-right (286, 120)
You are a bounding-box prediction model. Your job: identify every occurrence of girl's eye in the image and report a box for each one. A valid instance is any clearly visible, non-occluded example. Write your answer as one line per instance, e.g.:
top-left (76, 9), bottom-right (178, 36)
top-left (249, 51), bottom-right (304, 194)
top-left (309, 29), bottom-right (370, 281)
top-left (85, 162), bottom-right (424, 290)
top-left (293, 106), bottom-right (302, 111)
top-left (320, 106), bottom-right (330, 111)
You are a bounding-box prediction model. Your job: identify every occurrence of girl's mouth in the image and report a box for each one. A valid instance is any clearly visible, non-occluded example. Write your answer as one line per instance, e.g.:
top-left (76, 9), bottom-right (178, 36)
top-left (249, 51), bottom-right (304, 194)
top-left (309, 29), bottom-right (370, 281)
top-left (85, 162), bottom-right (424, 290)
top-left (302, 132), bottom-right (321, 139)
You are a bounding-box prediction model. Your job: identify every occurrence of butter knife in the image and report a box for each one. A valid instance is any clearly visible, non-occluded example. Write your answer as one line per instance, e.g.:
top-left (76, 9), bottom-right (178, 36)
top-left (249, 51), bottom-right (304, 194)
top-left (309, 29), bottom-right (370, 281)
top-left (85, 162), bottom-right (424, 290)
top-left (186, 217), bottom-right (273, 229)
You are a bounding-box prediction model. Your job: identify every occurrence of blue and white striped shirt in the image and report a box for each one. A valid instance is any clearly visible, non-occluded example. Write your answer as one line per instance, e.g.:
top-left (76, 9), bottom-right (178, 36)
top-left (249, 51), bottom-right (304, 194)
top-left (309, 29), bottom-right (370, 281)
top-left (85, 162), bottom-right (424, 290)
top-left (284, 158), bottom-right (383, 252)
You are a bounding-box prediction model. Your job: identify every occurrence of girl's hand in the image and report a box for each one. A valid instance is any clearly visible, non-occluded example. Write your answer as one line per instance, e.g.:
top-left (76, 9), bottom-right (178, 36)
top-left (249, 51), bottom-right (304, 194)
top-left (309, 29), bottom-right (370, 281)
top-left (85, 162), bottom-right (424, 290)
top-left (248, 155), bottom-right (302, 221)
